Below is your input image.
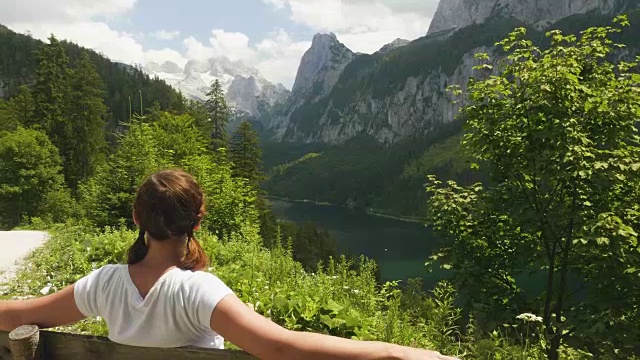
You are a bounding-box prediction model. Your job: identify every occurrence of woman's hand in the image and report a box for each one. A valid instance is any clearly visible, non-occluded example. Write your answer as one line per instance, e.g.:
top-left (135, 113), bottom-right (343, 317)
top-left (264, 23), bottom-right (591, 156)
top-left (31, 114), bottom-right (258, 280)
top-left (397, 347), bottom-right (459, 360)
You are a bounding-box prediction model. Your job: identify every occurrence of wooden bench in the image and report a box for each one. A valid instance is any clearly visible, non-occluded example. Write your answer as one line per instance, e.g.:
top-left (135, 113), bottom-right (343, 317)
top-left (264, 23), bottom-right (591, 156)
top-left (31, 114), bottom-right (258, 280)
top-left (0, 326), bottom-right (256, 360)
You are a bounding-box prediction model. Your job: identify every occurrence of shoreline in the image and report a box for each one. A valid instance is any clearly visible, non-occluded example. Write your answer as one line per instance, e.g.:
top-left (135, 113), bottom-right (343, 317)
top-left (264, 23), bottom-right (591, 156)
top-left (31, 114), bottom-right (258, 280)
top-left (265, 196), bottom-right (425, 224)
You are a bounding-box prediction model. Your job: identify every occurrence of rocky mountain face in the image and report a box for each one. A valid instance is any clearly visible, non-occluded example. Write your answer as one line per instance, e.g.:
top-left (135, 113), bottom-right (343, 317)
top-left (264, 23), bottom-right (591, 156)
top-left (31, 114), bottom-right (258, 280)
top-left (428, 0), bottom-right (619, 35)
top-left (268, 0), bottom-right (640, 144)
top-left (144, 57), bottom-right (289, 125)
top-left (376, 39), bottom-right (410, 54)
top-left (268, 33), bottom-right (355, 138)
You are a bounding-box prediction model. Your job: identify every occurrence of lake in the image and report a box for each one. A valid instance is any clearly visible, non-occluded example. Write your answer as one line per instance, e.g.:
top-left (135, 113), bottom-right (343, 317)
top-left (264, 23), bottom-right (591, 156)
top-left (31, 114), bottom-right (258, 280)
top-left (269, 199), bottom-right (449, 287)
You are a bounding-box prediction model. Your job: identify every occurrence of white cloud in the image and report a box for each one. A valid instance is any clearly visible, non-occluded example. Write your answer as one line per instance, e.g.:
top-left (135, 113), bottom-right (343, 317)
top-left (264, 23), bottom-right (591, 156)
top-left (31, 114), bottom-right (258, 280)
top-left (182, 28), bottom-right (309, 88)
top-left (7, 21), bottom-right (146, 65)
top-left (151, 30), bottom-right (181, 41)
top-left (263, 0), bottom-right (438, 53)
top-left (0, 0), bottom-right (136, 23)
top-left (0, 0), bottom-right (145, 65)
top-left (263, 0), bottom-right (287, 9)
top-left (255, 29), bottom-right (311, 88)
top-left (144, 48), bottom-right (188, 68)
top-left (209, 30), bottom-right (257, 61)
top-left (183, 36), bottom-right (216, 60)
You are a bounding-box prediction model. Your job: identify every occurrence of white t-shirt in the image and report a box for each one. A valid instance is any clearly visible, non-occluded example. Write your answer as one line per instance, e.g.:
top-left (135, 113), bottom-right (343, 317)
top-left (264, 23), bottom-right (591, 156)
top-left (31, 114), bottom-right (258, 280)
top-left (73, 264), bottom-right (233, 349)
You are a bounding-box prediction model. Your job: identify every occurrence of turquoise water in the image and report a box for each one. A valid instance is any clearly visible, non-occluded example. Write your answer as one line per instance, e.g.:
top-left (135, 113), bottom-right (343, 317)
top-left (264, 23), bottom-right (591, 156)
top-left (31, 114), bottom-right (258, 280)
top-left (269, 199), bottom-right (449, 286)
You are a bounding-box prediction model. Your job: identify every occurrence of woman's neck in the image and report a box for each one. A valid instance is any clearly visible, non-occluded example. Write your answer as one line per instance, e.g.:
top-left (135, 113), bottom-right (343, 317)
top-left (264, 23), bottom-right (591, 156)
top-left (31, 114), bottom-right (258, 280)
top-left (138, 235), bottom-right (186, 269)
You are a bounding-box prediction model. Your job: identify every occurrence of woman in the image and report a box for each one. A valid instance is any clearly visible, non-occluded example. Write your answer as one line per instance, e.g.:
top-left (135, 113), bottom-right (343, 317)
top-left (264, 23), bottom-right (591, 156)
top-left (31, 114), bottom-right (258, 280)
top-left (0, 170), bottom-right (457, 360)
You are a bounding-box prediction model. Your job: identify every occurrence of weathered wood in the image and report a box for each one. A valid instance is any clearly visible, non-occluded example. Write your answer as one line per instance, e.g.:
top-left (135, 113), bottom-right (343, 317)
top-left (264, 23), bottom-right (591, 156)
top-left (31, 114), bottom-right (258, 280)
top-left (8, 326), bottom-right (41, 360)
top-left (0, 330), bottom-right (256, 360)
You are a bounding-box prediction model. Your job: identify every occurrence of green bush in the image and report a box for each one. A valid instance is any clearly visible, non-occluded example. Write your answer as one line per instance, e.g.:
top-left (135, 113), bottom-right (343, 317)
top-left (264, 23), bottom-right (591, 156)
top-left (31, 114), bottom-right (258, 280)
top-left (1, 224), bottom-right (560, 358)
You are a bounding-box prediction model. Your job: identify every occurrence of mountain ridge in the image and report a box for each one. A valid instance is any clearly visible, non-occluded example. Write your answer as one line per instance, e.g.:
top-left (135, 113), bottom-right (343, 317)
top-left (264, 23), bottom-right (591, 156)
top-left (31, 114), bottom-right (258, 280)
top-left (265, 1), bottom-right (640, 145)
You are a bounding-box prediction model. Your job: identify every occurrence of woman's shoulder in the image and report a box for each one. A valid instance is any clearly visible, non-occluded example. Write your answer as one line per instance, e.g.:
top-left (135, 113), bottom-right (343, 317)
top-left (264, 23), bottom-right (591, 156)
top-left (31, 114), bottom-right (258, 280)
top-left (85, 264), bottom-right (127, 281)
top-left (170, 269), bottom-right (230, 292)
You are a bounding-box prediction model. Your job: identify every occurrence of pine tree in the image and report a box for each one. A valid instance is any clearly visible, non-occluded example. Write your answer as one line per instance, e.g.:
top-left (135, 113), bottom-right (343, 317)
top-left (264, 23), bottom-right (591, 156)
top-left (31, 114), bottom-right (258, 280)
top-left (67, 51), bottom-right (108, 192)
top-left (229, 121), bottom-right (264, 189)
top-left (32, 35), bottom-right (69, 133)
top-left (7, 85), bottom-right (35, 126)
top-left (204, 79), bottom-right (229, 149)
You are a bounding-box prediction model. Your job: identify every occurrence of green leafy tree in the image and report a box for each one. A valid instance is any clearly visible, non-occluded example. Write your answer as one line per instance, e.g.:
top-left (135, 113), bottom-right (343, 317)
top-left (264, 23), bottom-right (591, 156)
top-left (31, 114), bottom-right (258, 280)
top-left (184, 153), bottom-right (259, 242)
top-left (229, 121), bottom-right (265, 189)
top-left (67, 51), bottom-right (108, 192)
top-left (204, 79), bottom-right (230, 149)
top-left (427, 18), bottom-right (640, 359)
top-left (0, 127), bottom-right (70, 228)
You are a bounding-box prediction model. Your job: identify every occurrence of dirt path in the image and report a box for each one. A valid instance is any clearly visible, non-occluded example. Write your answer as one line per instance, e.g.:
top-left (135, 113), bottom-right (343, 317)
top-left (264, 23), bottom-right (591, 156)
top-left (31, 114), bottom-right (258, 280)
top-left (0, 231), bottom-right (48, 284)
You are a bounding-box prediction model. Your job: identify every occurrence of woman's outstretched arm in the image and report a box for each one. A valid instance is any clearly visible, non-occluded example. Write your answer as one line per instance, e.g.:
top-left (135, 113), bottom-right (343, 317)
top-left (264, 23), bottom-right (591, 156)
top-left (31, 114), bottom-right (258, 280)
top-left (211, 294), bottom-right (458, 360)
top-left (0, 285), bottom-right (85, 331)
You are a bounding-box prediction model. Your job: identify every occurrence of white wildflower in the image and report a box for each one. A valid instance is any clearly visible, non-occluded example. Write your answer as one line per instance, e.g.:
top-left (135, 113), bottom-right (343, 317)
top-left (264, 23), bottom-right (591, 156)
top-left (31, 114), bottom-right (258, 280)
top-left (40, 283), bottom-right (53, 295)
top-left (330, 276), bottom-right (339, 279)
top-left (96, 316), bottom-right (102, 322)
top-left (343, 286), bottom-right (350, 290)
top-left (352, 289), bottom-right (361, 294)
top-left (516, 313), bottom-right (543, 323)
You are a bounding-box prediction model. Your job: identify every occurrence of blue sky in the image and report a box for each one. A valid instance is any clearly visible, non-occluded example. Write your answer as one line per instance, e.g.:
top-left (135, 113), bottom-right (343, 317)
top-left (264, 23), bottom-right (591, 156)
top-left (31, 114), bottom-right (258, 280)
top-left (0, 0), bottom-right (440, 88)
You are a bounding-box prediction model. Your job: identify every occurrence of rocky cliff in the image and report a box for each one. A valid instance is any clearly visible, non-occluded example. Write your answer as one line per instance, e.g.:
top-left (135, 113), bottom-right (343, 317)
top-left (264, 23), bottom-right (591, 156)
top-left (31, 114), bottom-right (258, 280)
top-left (269, 33), bottom-right (355, 138)
top-left (268, 1), bottom-right (640, 144)
top-left (428, 0), bottom-right (619, 35)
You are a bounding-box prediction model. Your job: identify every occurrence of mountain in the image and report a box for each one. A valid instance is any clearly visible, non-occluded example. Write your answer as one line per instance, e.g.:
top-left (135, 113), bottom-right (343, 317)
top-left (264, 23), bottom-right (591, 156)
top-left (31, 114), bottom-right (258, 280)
top-left (143, 57), bottom-right (289, 125)
top-left (267, 1), bottom-right (640, 145)
top-left (268, 33), bottom-right (356, 139)
top-left (428, 0), bottom-right (621, 35)
top-left (376, 39), bottom-right (410, 54)
top-left (264, 1), bottom-right (640, 216)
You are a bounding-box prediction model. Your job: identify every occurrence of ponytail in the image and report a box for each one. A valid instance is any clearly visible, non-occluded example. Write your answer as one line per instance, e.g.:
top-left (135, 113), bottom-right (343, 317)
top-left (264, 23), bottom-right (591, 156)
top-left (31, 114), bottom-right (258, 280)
top-left (128, 230), bottom-right (149, 265)
top-left (181, 229), bottom-right (209, 271)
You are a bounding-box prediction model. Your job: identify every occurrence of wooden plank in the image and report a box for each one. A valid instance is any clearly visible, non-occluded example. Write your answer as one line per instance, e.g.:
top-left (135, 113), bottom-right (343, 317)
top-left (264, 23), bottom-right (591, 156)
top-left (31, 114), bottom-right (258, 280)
top-left (0, 331), bottom-right (256, 360)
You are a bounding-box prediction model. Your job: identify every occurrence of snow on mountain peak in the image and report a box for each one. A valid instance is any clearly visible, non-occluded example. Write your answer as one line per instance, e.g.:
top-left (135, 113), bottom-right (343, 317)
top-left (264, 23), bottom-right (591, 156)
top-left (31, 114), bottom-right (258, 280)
top-left (143, 56), bottom-right (289, 118)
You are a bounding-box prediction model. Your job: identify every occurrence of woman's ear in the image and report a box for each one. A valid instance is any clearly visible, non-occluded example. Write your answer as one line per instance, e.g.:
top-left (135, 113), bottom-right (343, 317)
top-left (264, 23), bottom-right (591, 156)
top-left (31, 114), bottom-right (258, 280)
top-left (194, 220), bottom-right (201, 231)
top-left (132, 210), bottom-right (139, 227)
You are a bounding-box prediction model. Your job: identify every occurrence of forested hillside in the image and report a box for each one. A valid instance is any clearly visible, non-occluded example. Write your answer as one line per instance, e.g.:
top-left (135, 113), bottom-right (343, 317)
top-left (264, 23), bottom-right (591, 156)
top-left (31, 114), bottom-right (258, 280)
top-left (0, 25), bottom-right (183, 133)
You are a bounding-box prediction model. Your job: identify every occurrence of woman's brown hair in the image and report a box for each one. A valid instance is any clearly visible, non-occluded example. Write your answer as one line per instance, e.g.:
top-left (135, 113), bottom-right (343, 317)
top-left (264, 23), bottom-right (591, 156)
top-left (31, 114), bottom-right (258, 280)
top-left (128, 169), bottom-right (209, 271)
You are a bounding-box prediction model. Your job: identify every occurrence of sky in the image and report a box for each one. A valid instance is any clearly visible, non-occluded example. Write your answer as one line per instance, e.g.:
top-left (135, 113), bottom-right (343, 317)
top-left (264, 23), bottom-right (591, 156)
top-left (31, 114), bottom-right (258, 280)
top-left (0, 0), bottom-right (440, 88)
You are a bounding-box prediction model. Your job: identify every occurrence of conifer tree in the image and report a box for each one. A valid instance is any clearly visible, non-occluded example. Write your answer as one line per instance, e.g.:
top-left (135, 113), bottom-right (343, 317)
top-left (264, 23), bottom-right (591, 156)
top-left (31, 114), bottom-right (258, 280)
top-left (204, 79), bottom-right (229, 149)
top-left (7, 85), bottom-right (35, 127)
top-left (32, 35), bottom-right (69, 133)
top-left (67, 51), bottom-right (108, 191)
top-left (229, 121), bottom-right (264, 189)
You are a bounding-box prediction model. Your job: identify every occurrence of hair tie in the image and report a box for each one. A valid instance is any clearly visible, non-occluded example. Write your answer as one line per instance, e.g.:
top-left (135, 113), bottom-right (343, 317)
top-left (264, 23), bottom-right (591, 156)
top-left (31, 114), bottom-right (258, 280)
top-left (138, 230), bottom-right (147, 247)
